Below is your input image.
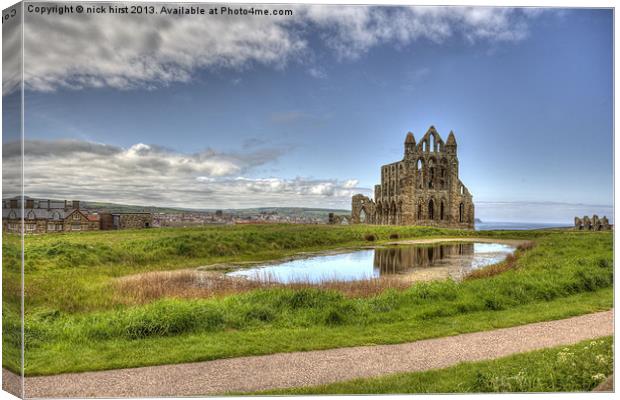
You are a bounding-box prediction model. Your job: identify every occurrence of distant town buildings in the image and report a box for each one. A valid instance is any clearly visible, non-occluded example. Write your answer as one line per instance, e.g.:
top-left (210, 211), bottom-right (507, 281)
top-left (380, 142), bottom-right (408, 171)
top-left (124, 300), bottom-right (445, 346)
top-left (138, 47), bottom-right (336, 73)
top-left (154, 210), bottom-right (325, 227)
top-left (2, 197), bottom-right (153, 234)
top-left (2, 197), bottom-right (329, 234)
top-left (100, 212), bottom-right (153, 229)
top-left (2, 198), bottom-right (98, 234)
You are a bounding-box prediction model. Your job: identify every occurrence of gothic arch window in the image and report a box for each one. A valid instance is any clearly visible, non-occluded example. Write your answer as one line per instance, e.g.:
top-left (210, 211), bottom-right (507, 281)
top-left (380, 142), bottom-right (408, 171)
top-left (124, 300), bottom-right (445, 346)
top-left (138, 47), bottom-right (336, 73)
top-left (26, 210), bottom-right (35, 220)
top-left (428, 167), bottom-right (434, 189)
top-left (460, 185), bottom-right (465, 195)
top-left (440, 201), bottom-right (445, 220)
top-left (459, 202), bottom-right (465, 223)
top-left (431, 134), bottom-right (437, 152)
top-left (359, 208), bottom-right (367, 223)
top-left (417, 203), bottom-right (423, 220)
top-left (417, 159), bottom-right (425, 189)
top-left (428, 199), bottom-right (434, 220)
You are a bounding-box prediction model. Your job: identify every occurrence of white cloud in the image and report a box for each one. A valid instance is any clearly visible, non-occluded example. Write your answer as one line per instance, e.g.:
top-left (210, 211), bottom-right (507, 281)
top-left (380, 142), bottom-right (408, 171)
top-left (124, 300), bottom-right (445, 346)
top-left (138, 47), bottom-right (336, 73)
top-left (222, 176), bottom-right (366, 200)
top-left (307, 67), bottom-right (327, 79)
top-left (302, 6), bottom-right (537, 60)
top-left (4, 139), bottom-right (368, 209)
top-left (343, 179), bottom-right (359, 189)
top-left (17, 3), bottom-right (306, 93)
top-left (4, 5), bottom-right (545, 94)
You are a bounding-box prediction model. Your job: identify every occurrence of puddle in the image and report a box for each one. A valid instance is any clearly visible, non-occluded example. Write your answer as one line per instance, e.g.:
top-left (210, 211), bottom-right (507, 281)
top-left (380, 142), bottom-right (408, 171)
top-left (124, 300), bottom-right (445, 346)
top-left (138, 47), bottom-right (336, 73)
top-left (227, 242), bottom-right (516, 284)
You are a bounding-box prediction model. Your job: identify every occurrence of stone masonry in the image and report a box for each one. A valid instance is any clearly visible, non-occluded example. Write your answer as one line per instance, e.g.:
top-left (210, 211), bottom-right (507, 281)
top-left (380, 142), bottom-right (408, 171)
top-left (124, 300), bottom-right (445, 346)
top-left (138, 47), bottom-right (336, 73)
top-left (351, 126), bottom-right (474, 229)
top-left (574, 215), bottom-right (611, 231)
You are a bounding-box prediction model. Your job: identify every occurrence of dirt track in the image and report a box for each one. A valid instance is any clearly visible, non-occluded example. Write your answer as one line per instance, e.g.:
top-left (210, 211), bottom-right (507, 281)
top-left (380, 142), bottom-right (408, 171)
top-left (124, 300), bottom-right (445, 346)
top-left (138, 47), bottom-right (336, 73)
top-left (4, 309), bottom-right (613, 398)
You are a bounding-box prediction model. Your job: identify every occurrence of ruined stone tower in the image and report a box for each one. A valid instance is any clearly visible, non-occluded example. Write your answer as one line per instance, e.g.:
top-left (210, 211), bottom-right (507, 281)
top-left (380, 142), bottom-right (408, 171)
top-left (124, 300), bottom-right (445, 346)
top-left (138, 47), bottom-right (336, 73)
top-left (351, 126), bottom-right (474, 229)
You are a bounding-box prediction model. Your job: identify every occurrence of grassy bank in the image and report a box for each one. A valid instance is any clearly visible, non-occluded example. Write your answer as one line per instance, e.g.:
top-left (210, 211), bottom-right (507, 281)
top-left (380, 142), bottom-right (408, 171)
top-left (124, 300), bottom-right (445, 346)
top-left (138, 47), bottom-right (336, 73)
top-left (1, 225), bottom-right (613, 375)
top-left (258, 337), bottom-right (613, 394)
top-left (14, 224), bottom-right (483, 312)
top-left (22, 289), bottom-right (613, 376)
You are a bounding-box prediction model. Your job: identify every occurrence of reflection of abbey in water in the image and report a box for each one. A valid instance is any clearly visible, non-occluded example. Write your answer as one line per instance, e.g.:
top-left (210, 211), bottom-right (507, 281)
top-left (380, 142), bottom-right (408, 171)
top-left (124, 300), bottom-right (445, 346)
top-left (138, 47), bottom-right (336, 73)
top-left (352, 126), bottom-right (474, 229)
top-left (374, 242), bottom-right (474, 274)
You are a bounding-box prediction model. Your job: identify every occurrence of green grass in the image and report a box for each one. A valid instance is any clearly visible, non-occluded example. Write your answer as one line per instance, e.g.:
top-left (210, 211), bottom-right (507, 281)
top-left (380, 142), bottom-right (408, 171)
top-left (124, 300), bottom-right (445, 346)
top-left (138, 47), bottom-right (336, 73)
top-left (22, 289), bottom-right (612, 376)
top-left (17, 224), bottom-right (486, 312)
top-left (1, 225), bottom-right (613, 377)
top-left (258, 337), bottom-right (613, 394)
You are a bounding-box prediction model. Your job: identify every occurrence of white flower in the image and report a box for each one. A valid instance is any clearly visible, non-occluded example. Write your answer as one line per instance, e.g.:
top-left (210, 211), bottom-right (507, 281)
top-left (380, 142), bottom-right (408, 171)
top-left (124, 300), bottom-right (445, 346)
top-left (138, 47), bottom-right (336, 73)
top-left (595, 354), bottom-right (608, 364)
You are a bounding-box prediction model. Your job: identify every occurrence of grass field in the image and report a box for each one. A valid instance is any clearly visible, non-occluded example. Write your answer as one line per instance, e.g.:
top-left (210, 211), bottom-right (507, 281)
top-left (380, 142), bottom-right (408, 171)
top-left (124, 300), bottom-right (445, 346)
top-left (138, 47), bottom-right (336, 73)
top-left (1, 224), bottom-right (613, 378)
top-left (257, 337), bottom-right (613, 394)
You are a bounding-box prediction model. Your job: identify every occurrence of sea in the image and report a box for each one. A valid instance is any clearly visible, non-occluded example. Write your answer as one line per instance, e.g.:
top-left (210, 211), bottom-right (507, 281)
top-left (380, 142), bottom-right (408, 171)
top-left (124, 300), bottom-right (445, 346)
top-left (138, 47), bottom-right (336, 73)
top-left (475, 221), bottom-right (571, 231)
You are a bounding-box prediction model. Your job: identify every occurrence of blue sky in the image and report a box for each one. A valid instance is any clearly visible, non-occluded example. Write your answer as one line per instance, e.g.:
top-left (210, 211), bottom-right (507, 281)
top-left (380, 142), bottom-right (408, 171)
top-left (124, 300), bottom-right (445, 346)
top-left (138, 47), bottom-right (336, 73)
top-left (2, 5), bottom-right (613, 222)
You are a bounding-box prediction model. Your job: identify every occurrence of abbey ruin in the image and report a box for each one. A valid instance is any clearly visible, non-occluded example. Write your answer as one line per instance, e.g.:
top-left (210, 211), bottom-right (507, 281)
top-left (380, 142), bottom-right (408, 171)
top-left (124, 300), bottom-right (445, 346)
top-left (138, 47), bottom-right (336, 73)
top-left (574, 215), bottom-right (611, 231)
top-left (351, 126), bottom-right (474, 229)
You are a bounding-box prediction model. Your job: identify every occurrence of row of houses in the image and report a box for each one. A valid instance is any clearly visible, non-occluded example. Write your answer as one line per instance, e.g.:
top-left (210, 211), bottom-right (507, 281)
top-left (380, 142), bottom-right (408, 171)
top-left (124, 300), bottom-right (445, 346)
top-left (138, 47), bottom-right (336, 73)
top-left (2, 198), bottom-right (152, 234)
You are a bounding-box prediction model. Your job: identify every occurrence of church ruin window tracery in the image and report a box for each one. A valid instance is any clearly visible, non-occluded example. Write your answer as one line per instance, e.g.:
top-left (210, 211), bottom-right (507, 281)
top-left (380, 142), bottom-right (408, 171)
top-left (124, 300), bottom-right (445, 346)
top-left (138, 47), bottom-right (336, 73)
top-left (351, 126), bottom-right (474, 229)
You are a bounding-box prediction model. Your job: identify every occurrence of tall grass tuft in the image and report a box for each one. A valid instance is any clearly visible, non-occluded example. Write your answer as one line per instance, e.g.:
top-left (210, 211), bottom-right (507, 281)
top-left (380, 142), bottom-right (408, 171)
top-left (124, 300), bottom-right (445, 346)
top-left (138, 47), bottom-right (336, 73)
top-left (114, 269), bottom-right (413, 304)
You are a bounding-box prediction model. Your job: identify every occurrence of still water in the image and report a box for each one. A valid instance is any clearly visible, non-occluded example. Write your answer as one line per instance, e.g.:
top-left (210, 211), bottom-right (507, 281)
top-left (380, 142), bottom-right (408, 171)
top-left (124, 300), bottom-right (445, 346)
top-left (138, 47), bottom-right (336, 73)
top-left (227, 242), bottom-right (515, 284)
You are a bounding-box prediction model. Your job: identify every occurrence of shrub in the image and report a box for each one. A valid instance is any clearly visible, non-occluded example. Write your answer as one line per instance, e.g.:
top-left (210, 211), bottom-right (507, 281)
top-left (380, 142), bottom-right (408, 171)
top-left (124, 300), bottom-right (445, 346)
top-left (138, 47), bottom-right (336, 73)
top-left (284, 288), bottom-right (343, 309)
top-left (369, 289), bottom-right (400, 312)
top-left (483, 297), bottom-right (505, 311)
top-left (244, 306), bottom-right (275, 323)
top-left (85, 300), bottom-right (225, 340)
top-left (323, 307), bottom-right (347, 325)
top-left (516, 241), bottom-right (535, 251)
top-left (364, 234), bottom-right (377, 241)
top-left (407, 280), bottom-right (459, 303)
top-left (389, 233), bottom-right (400, 239)
top-left (124, 303), bottom-right (198, 339)
top-left (321, 303), bottom-right (360, 326)
top-left (472, 338), bottom-right (612, 392)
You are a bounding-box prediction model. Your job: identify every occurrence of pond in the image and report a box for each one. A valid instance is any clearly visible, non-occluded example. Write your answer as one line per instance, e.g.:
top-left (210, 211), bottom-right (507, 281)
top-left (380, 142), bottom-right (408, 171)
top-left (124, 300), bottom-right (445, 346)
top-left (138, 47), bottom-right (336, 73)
top-left (227, 242), bottom-right (516, 284)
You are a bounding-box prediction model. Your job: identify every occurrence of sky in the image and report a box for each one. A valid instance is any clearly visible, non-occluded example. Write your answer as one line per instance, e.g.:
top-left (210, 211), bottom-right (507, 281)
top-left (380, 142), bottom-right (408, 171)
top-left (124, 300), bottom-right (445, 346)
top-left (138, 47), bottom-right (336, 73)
top-left (2, 4), bottom-right (614, 222)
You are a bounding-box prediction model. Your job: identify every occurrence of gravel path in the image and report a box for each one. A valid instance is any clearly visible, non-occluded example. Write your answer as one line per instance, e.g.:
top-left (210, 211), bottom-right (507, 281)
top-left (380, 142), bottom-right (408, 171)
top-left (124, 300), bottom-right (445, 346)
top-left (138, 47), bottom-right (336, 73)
top-left (7, 310), bottom-right (613, 398)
